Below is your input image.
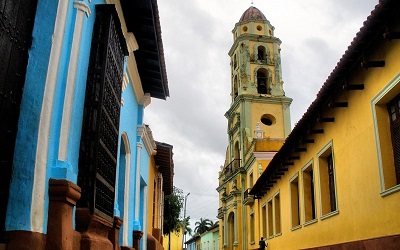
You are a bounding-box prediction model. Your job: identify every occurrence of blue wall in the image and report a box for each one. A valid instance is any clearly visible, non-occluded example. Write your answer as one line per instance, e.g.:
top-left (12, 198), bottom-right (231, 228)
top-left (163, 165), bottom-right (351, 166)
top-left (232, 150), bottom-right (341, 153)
top-left (6, 0), bottom-right (106, 233)
top-left (6, 2), bottom-right (152, 249)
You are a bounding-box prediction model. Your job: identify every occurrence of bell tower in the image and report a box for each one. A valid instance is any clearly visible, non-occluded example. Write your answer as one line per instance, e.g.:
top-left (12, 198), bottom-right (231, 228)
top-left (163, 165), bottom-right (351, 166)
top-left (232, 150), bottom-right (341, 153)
top-left (226, 6), bottom-right (292, 160)
top-left (218, 6), bottom-right (292, 249)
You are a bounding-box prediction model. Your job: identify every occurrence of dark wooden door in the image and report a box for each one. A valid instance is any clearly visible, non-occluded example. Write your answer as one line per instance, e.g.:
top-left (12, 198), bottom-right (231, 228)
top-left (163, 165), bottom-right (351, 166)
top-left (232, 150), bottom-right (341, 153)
top-left (0, 0), bottom-right (38, 241)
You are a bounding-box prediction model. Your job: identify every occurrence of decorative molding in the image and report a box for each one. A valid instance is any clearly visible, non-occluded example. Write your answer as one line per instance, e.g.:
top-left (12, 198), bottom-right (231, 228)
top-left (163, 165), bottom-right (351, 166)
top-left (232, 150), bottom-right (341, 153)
top-left (73, 1), bottom-right (91, 17)
top-left (253, 151), bottom-right (276, 160)
top-left (140, 93), bottom-right (151, 108)
top-left (137, 125), bottom-right (157, 155)
top-left (126, 32), bottom-right (139, 52)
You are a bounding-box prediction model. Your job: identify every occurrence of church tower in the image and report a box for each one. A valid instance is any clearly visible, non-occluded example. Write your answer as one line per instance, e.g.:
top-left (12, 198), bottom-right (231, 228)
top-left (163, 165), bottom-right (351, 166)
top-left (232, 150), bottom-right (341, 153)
top-left (217, 6), bottom-right (292, 250)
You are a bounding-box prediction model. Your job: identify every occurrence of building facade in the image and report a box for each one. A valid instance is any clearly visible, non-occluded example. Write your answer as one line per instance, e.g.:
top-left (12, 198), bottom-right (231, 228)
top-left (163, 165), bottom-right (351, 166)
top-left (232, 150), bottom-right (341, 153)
top-left (250, 0), bottom-right (400, 249)
top-left (200, 223), bottom-right (220, 250)
top-left (0, 0), bottom-right (170, 249)
top-left (147, 140), bottom-right (175, 250)
top-left (217, 6), bottom-right (292, 250)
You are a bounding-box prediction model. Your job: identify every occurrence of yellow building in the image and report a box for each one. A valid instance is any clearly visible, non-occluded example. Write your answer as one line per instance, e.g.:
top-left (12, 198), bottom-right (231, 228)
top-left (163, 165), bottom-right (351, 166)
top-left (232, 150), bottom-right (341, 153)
top-left (147, 137), bottom-right (175, 250)
top-left (163, 230), bottom-right (183, 250)
top-left (217, 6), bottom-right (292, 250)
top-left (250, 0), bottom-right (400, 249)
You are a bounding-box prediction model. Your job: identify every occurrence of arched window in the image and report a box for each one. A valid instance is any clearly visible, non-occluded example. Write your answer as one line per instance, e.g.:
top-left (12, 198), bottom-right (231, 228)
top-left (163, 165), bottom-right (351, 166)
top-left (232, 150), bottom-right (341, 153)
top-left (257, 69), bottom-right (269, 94)
top-left (258, 46), bottom-right (266, 60)
top-left (234, 141), bottom-right (240, 169)
top-left (233, 76), bottom-right (238, 99)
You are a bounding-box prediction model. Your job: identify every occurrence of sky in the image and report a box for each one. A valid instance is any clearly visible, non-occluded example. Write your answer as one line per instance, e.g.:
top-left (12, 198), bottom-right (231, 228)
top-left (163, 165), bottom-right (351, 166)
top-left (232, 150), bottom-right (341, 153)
top-left (144, 0), bottom-right (378, 232)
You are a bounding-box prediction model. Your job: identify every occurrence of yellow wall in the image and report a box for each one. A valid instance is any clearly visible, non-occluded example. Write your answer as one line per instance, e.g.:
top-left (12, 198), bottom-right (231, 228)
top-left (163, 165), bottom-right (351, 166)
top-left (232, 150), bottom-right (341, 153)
top-left (251, 102), bottom-right (285, 138)
top-left (162, 231), bottom-right (183, 250)
top-left (255, 23), bottom-right (400, 250)
top-left (148, 155), bottom-right (156, 234)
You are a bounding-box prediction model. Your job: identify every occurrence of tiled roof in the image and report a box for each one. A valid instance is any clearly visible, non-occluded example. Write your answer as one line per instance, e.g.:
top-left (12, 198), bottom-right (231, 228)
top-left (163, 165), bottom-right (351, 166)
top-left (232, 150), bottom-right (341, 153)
top-left (239, 6), bottom-right (267, 22)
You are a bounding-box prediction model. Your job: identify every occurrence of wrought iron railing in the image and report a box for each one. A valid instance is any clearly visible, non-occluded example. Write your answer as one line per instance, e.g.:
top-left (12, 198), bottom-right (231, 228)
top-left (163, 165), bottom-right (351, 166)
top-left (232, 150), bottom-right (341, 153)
top-left (223, 159), bottom-right (240, 178)
top-left (217, 207), bottom-right (224, 219)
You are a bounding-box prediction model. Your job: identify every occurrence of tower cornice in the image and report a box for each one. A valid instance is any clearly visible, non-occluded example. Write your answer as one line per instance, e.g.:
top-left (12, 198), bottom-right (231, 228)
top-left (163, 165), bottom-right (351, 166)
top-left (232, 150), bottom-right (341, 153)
top-left (229, 35), bottom-right (282, 56)
top-left (225, 94), bottom-right (293, 118)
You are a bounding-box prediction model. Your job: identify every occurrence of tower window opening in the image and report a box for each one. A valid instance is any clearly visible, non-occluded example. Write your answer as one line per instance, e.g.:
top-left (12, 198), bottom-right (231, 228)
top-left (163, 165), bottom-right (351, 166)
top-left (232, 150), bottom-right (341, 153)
top-left (261, 114), bottom-right (276, 126)
top-left (233, 76), bottom-right (238, 99)
top-left (257, 70), bottom-right (269, 94)
top-left (258, 46), bottom-right (266, 60)
top-left (257, 25), bottom-right (262, 31)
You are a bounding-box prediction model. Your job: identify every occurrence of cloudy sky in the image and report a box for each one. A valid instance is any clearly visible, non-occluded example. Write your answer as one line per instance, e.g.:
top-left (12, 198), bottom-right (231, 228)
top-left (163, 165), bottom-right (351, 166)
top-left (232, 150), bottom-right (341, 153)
top-left (144, 0), bottom-right (378, 230)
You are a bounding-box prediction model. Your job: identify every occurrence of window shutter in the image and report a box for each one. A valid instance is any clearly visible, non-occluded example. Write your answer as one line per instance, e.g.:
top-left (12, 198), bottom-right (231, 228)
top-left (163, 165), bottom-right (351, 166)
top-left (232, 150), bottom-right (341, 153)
top-left (78, 4), bottom-right (128, 221)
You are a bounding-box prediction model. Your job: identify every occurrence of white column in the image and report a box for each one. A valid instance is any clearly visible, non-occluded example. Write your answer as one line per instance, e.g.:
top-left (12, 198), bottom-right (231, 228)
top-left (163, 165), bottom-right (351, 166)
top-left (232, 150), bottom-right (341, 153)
top-left (122, 135), bottom-right (131, 246)
top-left (135, 142), bottom-right (142, 220)
top-left (157, 173), bottom-right (163, 229)
top-left (58, 1), bottom-right (90, 161)
top-left (234, 205), bottom-right (238, 244)
top-left (142, 185), bottom-right (148, 250)
top-left (31, 0), bottom-right (69, 233)
top-left (223, 210), bottom-right (227, 246)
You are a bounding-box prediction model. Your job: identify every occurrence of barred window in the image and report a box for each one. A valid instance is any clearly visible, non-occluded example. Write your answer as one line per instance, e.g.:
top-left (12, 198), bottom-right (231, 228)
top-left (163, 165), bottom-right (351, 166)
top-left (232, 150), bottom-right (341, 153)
top-left (387, 94), bottom-right (400, 185)
top-left (77, 4), bottom-right (128, 221)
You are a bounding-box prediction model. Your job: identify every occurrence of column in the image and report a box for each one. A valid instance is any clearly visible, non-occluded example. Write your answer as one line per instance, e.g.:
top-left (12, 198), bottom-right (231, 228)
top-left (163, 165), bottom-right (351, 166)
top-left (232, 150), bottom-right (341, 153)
top-left (234, 204), bottom-right (238, 245)
top-left (58, 1), bottom-right (91, 166)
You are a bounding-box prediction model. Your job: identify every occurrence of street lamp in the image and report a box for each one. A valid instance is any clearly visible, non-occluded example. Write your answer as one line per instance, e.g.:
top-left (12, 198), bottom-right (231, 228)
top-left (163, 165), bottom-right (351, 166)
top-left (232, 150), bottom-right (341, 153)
top-left (182, 192), bottom-right (190, 250)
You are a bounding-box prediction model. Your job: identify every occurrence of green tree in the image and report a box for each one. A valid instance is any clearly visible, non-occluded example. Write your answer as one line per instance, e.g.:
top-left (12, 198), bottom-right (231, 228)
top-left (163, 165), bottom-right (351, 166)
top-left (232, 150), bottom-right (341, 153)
top-left (180, 216), bottom-right (192, 236)
top-left (194, 218), bottom-right (213, 234)
top-left (163, 186), bottom-right (184, 250)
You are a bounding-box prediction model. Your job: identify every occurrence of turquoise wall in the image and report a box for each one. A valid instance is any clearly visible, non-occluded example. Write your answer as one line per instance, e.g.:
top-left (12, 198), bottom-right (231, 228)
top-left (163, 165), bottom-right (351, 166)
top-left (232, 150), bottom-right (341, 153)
top-left (6, 0), bottom-right (60, 232)
top-left (6, 1), bottom-right (151, 248)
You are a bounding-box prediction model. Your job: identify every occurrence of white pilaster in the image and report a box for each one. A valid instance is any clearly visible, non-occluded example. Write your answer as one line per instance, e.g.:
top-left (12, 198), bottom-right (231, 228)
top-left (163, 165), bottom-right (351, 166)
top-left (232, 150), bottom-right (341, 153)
top-left (223, 210), bottom-right (227, 246)
top-left (58, 1), bottom-right (90, 161)
top-left (31, 0), bottom-right (69, 233)
top-left (135, 142), bottom-right (142, 220)
top-left (142, 185), bottom-right (148, 250)
top-left (234, 205), bottom-right (238, 244)
top-left (121, 134), bottom-right (131, 246)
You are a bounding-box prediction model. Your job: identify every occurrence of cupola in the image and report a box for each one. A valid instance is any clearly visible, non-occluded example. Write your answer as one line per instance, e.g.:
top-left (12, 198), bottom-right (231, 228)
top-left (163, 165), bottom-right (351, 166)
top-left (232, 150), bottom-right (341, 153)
top-left (239, 6), bottom-right (267, 22)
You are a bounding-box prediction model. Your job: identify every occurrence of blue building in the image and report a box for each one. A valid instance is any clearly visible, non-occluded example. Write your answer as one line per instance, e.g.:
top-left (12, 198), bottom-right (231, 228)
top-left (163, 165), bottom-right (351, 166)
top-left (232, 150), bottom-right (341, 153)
top-left (0, 0), bottom-right (168, 249)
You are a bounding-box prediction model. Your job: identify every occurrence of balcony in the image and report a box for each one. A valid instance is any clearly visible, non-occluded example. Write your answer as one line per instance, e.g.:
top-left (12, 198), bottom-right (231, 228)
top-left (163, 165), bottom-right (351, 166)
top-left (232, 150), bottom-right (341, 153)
top-left (217, 207), bottom-right (224, 219)
top-left (243, 188), bottom-right (254, 205)
top-left (221, 159), bottom-right (240, 180)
